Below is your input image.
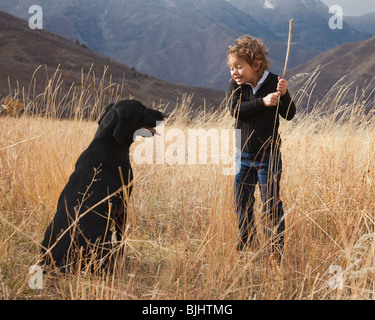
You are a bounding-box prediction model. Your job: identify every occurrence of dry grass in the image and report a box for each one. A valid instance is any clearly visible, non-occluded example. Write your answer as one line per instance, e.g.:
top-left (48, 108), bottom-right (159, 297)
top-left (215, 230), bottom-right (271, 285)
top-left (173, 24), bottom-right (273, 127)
top-left (1, 69), bottom-right (375, 300)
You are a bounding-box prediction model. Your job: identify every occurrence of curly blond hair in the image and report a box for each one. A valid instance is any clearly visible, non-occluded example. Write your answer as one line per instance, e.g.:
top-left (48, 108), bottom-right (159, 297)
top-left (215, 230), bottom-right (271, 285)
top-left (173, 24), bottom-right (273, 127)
top-left (227, 35), bottom-right (271, 76)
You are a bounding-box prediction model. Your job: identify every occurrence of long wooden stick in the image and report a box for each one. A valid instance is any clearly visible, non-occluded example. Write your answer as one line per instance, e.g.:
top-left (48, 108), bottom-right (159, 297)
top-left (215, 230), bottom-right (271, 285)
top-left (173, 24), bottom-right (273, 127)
top-left (272, 18), bottom-right (294, 155)
top-left (282, 19), bottom-right (294, 79)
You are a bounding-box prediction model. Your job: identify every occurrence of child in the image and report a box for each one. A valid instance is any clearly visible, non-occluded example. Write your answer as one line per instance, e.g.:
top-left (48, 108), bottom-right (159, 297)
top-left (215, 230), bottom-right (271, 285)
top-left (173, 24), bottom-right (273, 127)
top-left (227, 35), bottom-right (296, 254)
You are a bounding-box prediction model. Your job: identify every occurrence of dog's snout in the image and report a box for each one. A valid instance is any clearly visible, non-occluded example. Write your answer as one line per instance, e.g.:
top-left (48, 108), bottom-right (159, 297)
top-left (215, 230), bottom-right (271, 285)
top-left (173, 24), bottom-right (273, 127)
top-left (151, 109), bottom-right (165, 121)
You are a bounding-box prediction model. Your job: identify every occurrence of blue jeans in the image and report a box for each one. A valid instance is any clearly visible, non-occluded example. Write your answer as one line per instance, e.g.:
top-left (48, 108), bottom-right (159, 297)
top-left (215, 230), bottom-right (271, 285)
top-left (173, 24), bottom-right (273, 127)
top-left (234, 150), bottom-right (285, 252)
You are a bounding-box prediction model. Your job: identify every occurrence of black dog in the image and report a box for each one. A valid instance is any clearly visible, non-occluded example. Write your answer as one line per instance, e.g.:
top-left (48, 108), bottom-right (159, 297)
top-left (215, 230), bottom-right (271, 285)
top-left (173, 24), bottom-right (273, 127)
top-left (41, 100), bottom-right (164, 272)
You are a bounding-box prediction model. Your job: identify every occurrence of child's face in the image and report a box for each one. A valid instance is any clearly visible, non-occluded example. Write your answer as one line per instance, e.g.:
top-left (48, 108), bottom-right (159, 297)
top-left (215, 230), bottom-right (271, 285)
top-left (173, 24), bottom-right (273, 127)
top-left (228, 54), bottom-right (260, 86)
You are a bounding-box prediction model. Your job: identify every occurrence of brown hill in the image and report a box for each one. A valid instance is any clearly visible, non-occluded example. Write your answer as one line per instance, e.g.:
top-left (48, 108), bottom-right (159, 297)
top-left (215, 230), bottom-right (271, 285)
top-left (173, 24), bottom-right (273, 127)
top-left (287, 35), bottom-right (375, 107)
top-left (0, 11), bottom-right (225, 115)
top-left (0, 0), bottom-right (321, 91)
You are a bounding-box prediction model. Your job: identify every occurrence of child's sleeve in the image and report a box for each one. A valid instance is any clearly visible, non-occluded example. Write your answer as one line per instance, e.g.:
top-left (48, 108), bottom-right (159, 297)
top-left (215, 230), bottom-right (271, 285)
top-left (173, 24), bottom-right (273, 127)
top-left (227, 80), bottom-right (265, 119)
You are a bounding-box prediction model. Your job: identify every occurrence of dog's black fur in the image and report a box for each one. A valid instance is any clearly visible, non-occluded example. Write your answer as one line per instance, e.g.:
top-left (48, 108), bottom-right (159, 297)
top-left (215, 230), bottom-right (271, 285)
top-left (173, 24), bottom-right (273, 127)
top-left (41, 100), bottom-right (164, 272)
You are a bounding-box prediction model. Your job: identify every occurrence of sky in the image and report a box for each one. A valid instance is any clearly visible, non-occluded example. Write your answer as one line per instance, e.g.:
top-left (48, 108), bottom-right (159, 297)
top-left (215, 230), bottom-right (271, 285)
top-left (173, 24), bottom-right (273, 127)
top-left (321, 0), bottom-right (375, 16)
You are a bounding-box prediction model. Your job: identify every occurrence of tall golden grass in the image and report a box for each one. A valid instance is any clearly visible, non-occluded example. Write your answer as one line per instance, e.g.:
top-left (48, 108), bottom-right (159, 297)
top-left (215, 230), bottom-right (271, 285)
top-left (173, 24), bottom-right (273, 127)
top-left (1, 67), bottom-right (375, 300)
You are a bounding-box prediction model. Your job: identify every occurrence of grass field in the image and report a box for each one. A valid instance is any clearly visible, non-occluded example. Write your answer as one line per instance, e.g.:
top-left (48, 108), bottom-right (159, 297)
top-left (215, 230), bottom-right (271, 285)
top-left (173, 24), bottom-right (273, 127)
top-left (1, 70), bottom-right (375, 300)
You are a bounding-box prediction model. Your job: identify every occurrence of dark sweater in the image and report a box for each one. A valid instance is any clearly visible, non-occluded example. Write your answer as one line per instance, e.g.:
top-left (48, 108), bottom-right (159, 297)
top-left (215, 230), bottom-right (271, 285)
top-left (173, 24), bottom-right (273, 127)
top-left (227, 72), bottom-right (296, 155)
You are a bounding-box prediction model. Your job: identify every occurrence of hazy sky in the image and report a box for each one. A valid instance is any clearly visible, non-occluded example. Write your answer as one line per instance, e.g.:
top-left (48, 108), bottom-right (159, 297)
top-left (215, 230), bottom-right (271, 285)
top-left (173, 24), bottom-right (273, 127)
top-left (321, 0), bottom-right (375, 16)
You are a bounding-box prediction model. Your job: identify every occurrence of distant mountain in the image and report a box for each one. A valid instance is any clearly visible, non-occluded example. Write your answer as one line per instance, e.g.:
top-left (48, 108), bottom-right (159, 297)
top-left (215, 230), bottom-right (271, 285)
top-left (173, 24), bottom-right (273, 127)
top-left (1, 0), bottom-right (372, 91)
top-left (0, 11), bottom-right (225, 113)
top-left (96, 0), bottom-right (280, 90)
top-left (227, 0), bottom-right (372, 52)
top-left (287, 35), bottom-right (375, 106)
top-left (346, 13), bottom-right (375, 36)
top-left (0, 0), bottom-right (322, 90)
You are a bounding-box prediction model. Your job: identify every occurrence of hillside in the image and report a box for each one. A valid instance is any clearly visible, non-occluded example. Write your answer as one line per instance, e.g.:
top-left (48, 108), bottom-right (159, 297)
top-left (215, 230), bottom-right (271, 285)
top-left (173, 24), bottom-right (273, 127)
top-left (0, 0), bottom-right (324, 90)
top-left (0, 11), bottom-right (225, 113)
top-left (287, 35), bottom-right (375, 106)
top-left (228, 0), bottom-right (371, 52)
top-left (346, 13), bottom-right (375, 36)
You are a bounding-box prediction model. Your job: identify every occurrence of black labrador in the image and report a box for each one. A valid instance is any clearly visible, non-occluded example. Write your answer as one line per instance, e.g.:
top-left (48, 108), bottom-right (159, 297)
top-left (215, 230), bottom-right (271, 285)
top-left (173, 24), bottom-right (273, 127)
top-left (41, 100), bottom-right (164, 272)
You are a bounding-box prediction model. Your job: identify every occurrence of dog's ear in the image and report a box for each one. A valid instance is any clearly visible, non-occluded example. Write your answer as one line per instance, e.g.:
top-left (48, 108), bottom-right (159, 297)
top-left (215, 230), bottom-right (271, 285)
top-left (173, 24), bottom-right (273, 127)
top-left (113, 107), bottom-right (129, 144)
top-left (98, 103), bottom-right (115, 125)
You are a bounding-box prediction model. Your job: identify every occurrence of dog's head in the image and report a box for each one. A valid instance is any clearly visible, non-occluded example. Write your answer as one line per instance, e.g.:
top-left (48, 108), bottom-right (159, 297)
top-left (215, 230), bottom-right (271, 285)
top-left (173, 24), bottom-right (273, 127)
top-left (97, 100), bottom-right (164, 145)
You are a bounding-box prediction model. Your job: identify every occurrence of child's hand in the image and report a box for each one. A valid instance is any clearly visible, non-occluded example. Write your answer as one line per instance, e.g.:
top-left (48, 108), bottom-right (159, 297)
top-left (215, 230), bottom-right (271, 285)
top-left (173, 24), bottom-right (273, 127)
top-left (277, 77), bottom-right (288, 96)
top-left (263, 92), bottom-right (280, 107)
